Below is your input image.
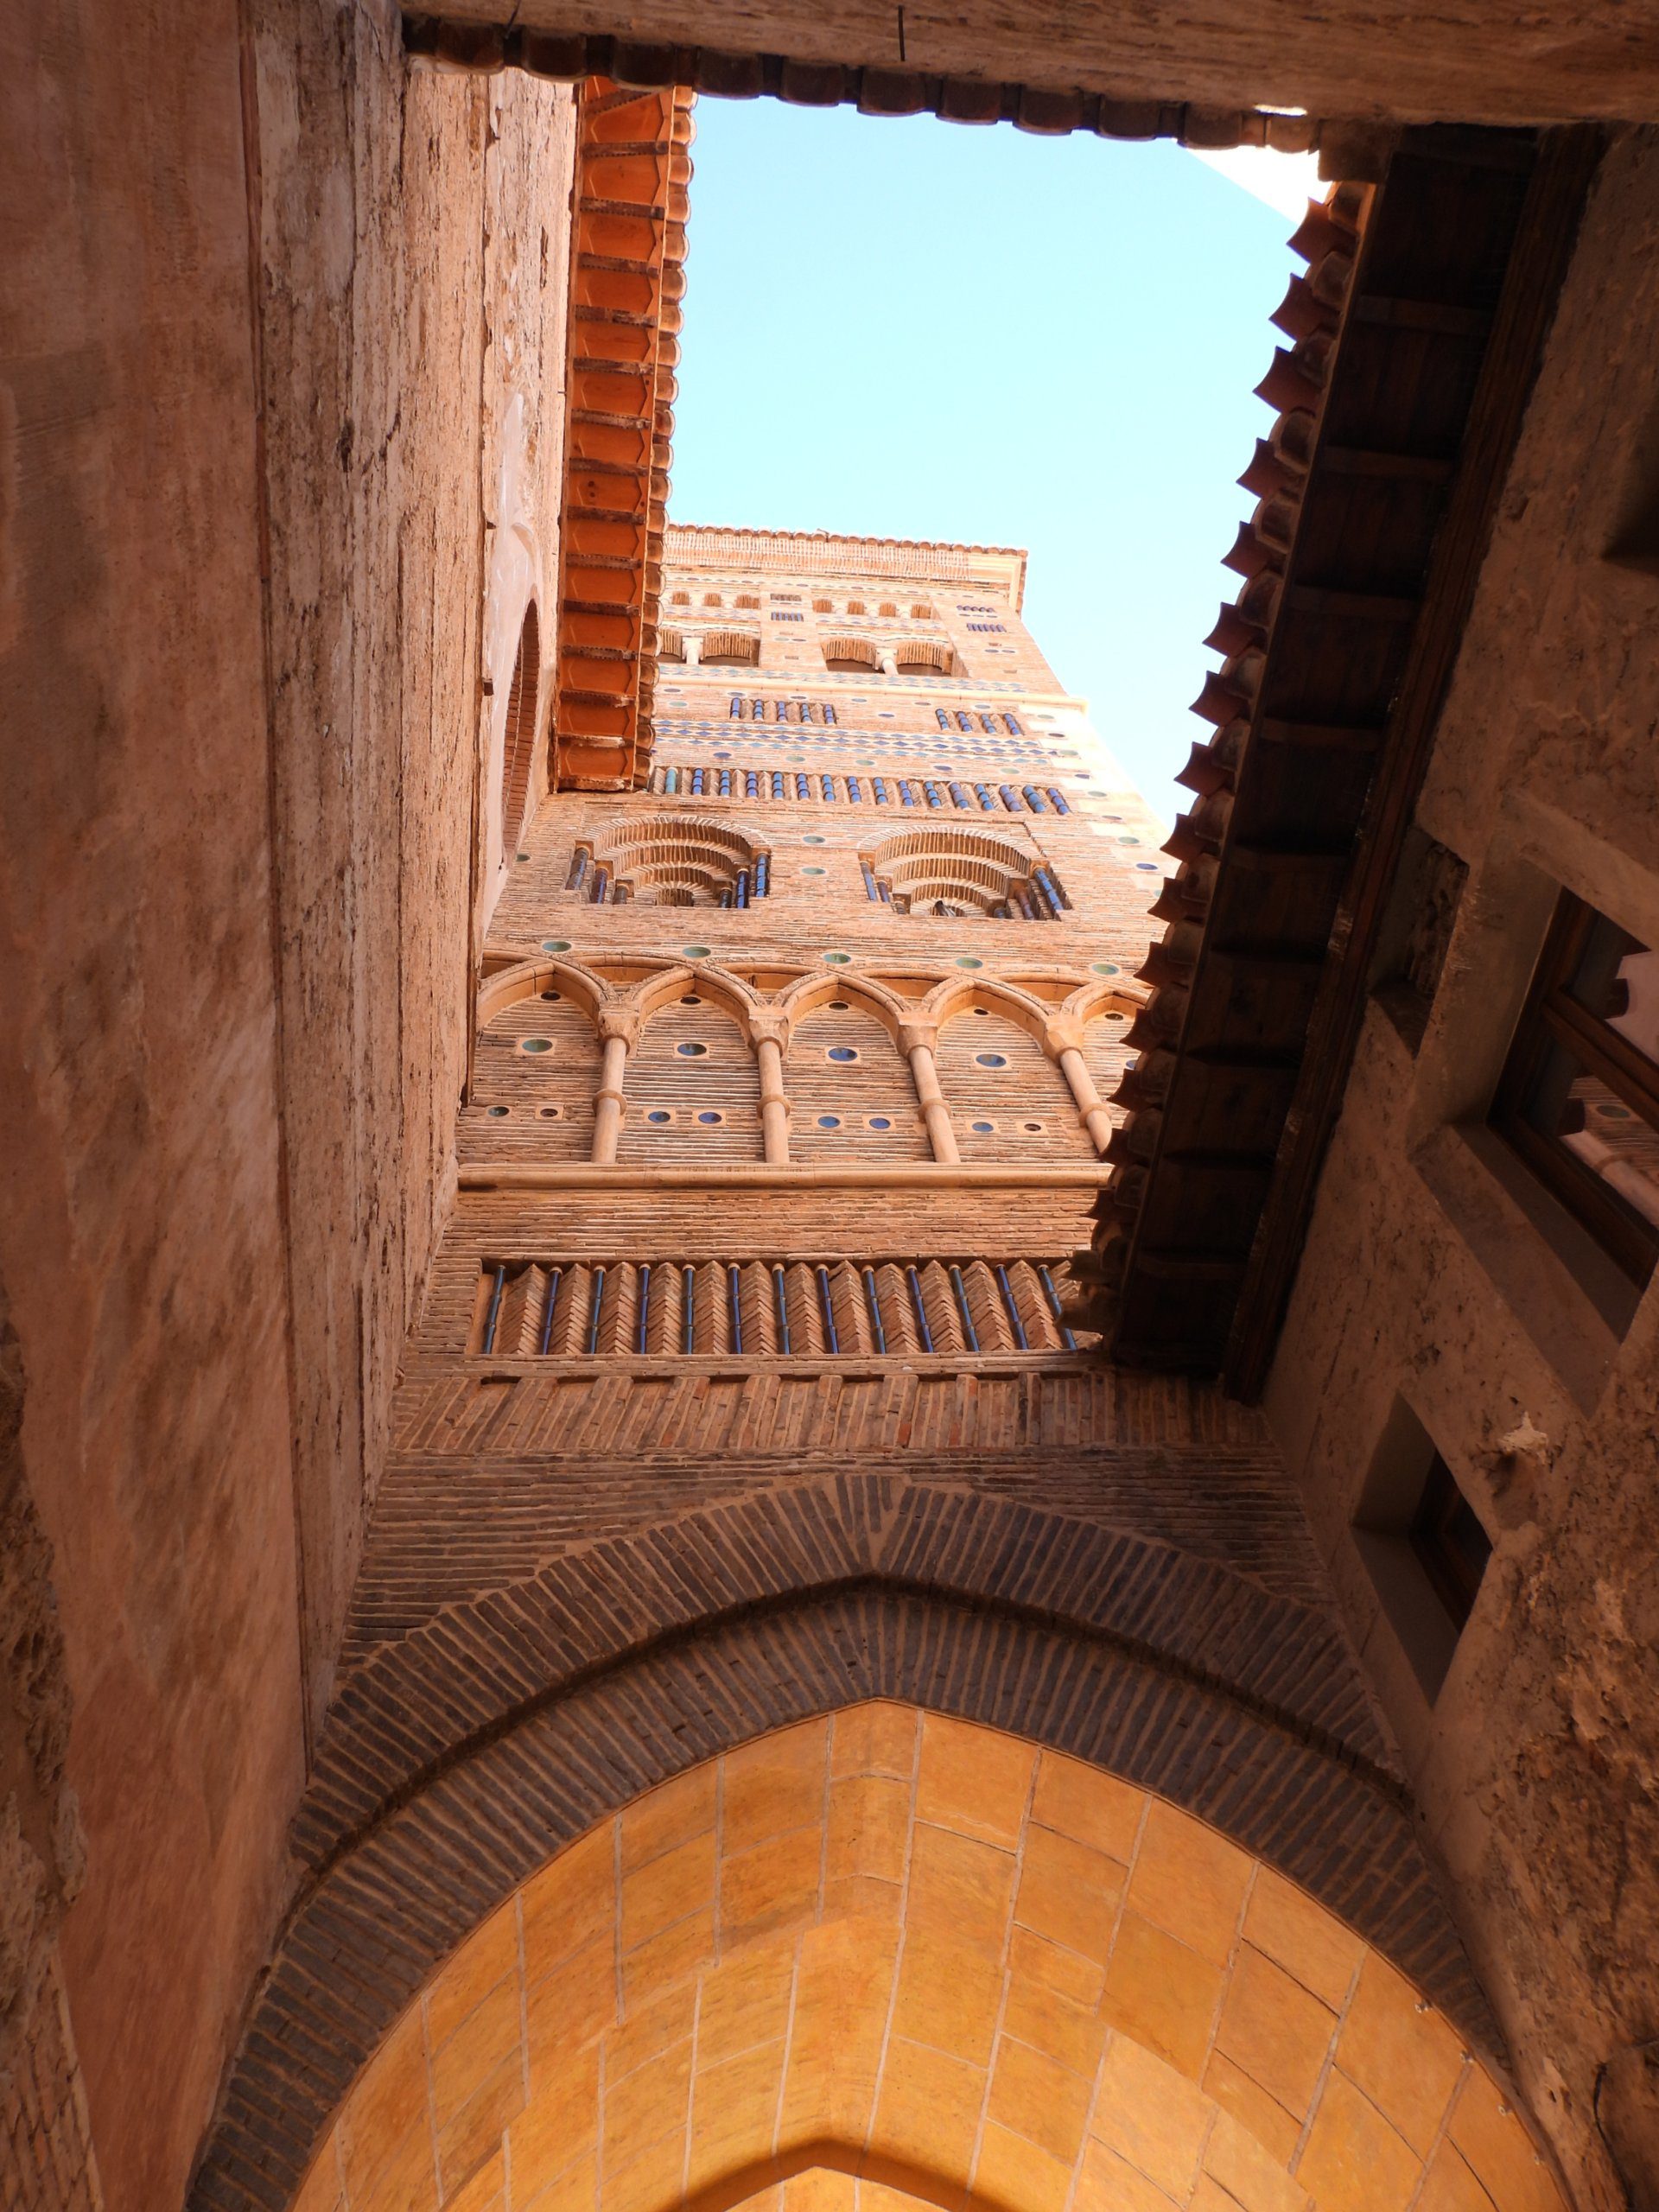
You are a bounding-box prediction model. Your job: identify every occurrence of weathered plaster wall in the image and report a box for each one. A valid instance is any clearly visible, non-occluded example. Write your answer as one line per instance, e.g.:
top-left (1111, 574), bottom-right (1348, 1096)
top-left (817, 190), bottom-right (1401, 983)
top-left (0, 6), bottom-right (575, 2206)
top-left (1265, 125), bottom-right (1659, 2212)
top-left (250, 0), bottom-right (576, 1737)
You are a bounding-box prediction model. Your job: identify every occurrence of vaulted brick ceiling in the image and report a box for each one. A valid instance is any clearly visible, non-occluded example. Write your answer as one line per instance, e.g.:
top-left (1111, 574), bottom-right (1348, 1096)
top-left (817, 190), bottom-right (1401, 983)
top-left (281, 1710), bottom-right (1564, 2212)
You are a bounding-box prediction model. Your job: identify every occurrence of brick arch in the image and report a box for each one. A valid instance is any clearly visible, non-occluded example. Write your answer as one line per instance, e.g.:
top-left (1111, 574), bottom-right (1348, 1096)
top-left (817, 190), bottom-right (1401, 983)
top-left (893, 637), bottom-right (956, 676)
top-left (476, 954), bottom-right (610, 1028)
top-left (184, 1477), bottom-right (1528, 2212)
top-left (203, 1708), bottom-right (1558, 2212)
top-left (499, 599), bottom-right (541, 860)
top-left (823, 635), bottom-right (882, 672)
top-left (773, 971), bottom-right (911, 1043)
top-left (465, 988), bottom-right (602, 1156)
top-left (785, 1002), bottom-right (930, 1160)
top-left (918, 974), bottom-right (1057, 1045)
top-left (631, 960), bottom-right (763, 1030)
top-left (864, 828), bottom-right (1039, 919)
top-left (300, 1477), bottom-right (1407, 1865)
top-left (936, 1006), bottom-right (1090, 1160)
top-left (1059, 976), bottom-right (1151, 1025)
top-left (589, 814), bottom-right (769, 908)
top-left (618, 996), bottom-right (764, 1160)
top-left (698, 626), bottom-right (760, 666)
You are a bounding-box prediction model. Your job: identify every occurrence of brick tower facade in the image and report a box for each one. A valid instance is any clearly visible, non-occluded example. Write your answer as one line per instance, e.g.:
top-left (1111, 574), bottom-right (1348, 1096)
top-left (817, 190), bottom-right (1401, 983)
top-left (452, 523), bottom-right (1170, 1381)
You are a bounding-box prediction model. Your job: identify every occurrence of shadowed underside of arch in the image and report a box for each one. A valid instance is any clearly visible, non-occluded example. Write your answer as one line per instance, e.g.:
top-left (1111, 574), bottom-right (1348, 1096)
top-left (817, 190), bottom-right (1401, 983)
top-left (242, 1712), bottom-right (1563, 2212)
top-left (188, 1469), bottom-right (1526, 2212)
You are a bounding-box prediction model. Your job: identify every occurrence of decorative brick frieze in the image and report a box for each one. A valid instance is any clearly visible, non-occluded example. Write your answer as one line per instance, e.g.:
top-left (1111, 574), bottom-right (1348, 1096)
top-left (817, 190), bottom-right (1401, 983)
top-left (467, 1251), bottom-right (1084, 1357)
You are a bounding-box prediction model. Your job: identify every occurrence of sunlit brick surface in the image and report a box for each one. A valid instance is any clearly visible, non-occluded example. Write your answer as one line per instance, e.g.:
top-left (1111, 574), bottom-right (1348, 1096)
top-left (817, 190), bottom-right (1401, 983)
top-left (290, 1709), bottom-right (1562, 2212)
top-left (194, 537), bottom-right (1531, 2212)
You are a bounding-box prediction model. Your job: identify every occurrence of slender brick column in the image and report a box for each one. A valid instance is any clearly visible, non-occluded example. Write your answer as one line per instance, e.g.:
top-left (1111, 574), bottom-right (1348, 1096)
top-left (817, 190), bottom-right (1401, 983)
top-left (751, 1013), bottom-right (792, 1165)
top-left (1050, 1023), bottom-right (1115, 1154)
top-left (591, 1009), bottom-right (638, 1163)
top-left (899, 1020), bottom-right (959, 1164)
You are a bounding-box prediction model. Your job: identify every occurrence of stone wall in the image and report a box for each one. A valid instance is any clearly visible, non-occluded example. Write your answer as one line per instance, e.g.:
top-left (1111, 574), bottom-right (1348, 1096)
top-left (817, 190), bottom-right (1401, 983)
top-left (1263, 125), bottom-right (1659, 2212)
top-left (0, 8), bottom-right (576, 2207)
top-left (250, 0), bottom-right (577, 1736)
top-left (0, 3), bottom-right (302, 2199)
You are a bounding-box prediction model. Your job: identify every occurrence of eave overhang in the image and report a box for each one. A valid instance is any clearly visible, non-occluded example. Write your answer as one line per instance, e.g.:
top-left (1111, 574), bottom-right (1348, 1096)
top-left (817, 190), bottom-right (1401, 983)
top-left (550, 77), bottom-right (693, 791)
top-left (1079, 124), bottom-right (1605, 1392)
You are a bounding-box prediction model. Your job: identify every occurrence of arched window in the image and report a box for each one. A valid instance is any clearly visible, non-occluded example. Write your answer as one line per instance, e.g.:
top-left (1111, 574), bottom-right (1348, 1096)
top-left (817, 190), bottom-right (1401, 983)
top-left (658, 627), bottom-right (685, 663)
top-left (580, 814), bottom-right (770, 907)
top-left (822, 636), bottom-right (881, 674)
top-left (894, 639), bottom-right (957, 677)
top-left (698, 629), bottom-right (760, 668)
top-left (861, 826), bottom-right (1061, 919)
top-left (499, 601), bottom-right (540, 860)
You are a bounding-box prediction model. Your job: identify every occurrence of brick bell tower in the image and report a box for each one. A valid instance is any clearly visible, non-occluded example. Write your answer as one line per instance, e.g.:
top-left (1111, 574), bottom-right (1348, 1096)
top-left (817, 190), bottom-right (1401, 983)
top-left (449, 523), bottom-right (1172, 1372)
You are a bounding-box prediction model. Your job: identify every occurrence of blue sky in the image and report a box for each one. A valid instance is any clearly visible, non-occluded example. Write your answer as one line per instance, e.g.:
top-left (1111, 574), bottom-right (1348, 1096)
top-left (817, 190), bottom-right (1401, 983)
top-left (667, 102), bottom-right (1311, 823)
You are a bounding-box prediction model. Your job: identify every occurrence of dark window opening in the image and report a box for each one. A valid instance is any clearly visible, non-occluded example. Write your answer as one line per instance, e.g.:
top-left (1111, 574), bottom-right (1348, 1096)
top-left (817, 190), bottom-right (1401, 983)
top-left (1491, 890), bottom-right (1659, 1286)
top-left (1353, 1401), bottom-right (1494, 1703)
top-left (1408, 1452), bottom-right (1492, 1631)
top-left (1371, 828), bottom-right (1468, 1055)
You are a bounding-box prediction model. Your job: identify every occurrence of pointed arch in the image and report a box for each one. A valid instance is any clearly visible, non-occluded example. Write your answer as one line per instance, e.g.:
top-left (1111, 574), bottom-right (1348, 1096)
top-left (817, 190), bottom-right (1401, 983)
top-left (918, 975), bottom-right (1057, 1043)
top-left (785, 1001), bottom-right (930, 1160)
top-left (935, 1000), bottom-right (1092, 1160)
top-left (631, 961), bottom-right (763, 1031)
top-left (499, 600), bottom-right (541, 859)
top-left (618, 995), bottom-right (763, 1160)
top-left (213, 1701), bottom-right (1554, 2212)
top-left (476, 954), bottom-right (609, 1028)
top-left (775, 971), bottom-right (911, 1042)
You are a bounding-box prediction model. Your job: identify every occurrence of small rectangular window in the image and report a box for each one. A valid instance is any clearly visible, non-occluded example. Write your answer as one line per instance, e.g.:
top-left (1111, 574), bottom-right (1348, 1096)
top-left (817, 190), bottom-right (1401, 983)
top-left (1408, 1453), bottom-right (1493, 1632)
top-left (1490, 891), bottom-right (1659, 1286)
top-left (1353, 1402), bottom-right (1492, 1702)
